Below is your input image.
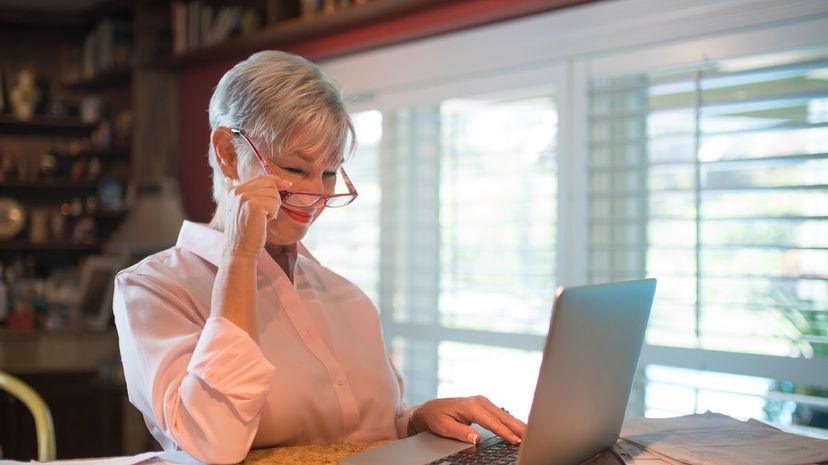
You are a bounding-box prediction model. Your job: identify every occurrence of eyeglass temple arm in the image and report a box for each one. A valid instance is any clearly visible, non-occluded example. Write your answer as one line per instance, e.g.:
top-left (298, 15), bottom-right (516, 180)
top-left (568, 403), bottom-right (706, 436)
top-left (339, 167), bottom-right (358, 196)
top-left (229, 127), bottom-right (273, 176)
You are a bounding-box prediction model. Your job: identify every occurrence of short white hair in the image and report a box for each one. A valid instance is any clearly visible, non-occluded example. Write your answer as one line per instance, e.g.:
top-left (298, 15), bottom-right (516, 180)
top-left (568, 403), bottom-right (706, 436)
top-left (207, 50), bottom-right (355, 203)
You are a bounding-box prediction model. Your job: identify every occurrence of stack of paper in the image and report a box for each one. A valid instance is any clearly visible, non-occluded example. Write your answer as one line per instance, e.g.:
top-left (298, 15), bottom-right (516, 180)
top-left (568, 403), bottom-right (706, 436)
top-left (618, 412), bottom-right (828, 465)
top-left (611, 440), bottom-right (676, 464)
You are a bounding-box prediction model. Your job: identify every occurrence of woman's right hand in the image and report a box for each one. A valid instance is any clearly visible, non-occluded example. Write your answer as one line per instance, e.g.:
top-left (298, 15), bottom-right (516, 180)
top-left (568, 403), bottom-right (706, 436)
top-left (223, 175), bottom-right (291, 259)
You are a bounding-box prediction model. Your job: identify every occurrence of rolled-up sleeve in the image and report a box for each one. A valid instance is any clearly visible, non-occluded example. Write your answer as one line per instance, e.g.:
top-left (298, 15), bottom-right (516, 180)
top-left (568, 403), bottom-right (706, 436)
top-left (114, 270), bottom-right (276, 464)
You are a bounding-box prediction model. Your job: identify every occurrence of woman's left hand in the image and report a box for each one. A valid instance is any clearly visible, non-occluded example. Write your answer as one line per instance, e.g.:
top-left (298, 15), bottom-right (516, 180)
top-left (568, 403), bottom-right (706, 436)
top-left (410, 396), bottom-right (527, 445)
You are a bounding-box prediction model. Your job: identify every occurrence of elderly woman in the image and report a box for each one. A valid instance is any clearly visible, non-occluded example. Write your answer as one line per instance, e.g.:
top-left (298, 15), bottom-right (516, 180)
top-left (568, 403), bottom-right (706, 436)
top-left (113, 51), bottom-right (525, 463)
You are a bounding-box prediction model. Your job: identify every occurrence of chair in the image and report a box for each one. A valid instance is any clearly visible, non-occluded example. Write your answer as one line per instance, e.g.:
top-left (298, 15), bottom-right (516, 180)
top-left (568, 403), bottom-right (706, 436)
top-left (0, 370), bottom-right (56, 461)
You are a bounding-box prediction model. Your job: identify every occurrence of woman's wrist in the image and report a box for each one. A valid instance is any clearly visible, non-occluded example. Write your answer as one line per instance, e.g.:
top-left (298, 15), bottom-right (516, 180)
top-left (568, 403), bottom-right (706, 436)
top-left (221, 250), bottom-right (260, 264)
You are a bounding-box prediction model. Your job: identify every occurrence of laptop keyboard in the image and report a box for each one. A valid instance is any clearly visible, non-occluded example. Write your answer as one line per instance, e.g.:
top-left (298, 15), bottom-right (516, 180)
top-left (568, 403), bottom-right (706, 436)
top-left (427, 436), bottom-right (520, 465)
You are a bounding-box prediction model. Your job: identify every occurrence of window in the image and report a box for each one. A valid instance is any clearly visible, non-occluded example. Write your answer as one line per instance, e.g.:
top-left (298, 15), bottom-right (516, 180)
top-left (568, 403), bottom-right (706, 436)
top-left (439, 94), bottom-right (557, 336)
top-left (315, 0), bottom-right (828, 435)
top-left (384, 88), bottom-right (558, 411)
top-left (588, 48), bottom-right (828, 433)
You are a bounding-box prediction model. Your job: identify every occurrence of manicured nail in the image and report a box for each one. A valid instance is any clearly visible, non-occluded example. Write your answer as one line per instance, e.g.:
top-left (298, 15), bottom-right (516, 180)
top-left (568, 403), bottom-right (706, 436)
top-left (515, 437), bottom-right (522, 443)
top-left (467, 433), bottom-right (479, 444)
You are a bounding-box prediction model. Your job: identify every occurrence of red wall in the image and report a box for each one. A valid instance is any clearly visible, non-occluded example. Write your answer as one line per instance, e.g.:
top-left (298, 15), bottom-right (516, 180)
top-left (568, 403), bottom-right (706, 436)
top-left (178, 0), bottom-right (594, 221)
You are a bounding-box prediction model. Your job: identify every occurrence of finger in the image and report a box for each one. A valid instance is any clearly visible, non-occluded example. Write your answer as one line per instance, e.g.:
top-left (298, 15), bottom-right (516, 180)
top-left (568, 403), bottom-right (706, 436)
top-left (249, 198), bottom-right (280, 220)
top-left (270, 175), bottom-right (293, 190)
top-left (235, 186), bottom-right (280, 200)
top-left (235, 174), bottom-right (292, 191)
top-left (232, 195), bottom-right (275, 217)
top-left (463, 398), bottom-right (521, 444)
top-left (478, 397), bottom-right (527, 438)
top-left (229, 187), bottom-right (280, 208)
top-left (248, 174), bottom-right (292, 191)
top-left (430, 416), bottom-right (482, 445)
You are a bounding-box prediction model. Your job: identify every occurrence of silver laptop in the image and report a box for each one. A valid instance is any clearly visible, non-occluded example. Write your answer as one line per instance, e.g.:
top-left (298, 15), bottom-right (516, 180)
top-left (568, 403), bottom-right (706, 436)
top-left (340, 278), bottom-right (656, 465)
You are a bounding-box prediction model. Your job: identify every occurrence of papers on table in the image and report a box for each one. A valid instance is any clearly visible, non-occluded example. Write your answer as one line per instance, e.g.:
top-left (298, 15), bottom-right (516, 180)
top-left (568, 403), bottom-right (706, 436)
top-left (611, 440), bottom-right (679, 465)
top-left (619, 412), bottom-right (828, 465)
top-left (0, 452), bottom-right (160, 465)
top-left (0, 450), bottom-right (204, 465)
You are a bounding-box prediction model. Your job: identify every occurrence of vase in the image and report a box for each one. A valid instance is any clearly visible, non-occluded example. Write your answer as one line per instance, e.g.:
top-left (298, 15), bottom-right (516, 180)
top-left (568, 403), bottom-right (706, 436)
top-left (10, 69), bottom-right (40, 121)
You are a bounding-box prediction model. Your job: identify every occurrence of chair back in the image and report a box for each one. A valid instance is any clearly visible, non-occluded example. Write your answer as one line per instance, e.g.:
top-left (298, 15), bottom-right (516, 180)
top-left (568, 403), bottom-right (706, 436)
top-left (0, 370), bottom-right (56, 461)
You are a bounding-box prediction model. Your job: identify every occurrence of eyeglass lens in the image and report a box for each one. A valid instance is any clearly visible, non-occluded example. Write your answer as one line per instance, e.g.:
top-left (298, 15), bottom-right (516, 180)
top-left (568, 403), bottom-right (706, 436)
top-left (281, 192), bottom-right (356, 208)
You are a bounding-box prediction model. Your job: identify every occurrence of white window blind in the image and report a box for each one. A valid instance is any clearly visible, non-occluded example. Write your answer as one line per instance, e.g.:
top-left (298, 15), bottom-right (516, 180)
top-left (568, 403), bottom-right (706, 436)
top-left (359, 88), bottom-right (559, 420)
top-left (588, 48), bottom-right (828, 433)
top-left (439, 94), bottom-right (558, 336)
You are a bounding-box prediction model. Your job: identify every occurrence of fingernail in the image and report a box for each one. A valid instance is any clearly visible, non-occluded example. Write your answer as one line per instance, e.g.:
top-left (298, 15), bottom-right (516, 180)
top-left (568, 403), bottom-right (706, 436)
top-left (516, 437), bottom-right (522, 443)
top-left (467, 433), bottom-right (479, 444)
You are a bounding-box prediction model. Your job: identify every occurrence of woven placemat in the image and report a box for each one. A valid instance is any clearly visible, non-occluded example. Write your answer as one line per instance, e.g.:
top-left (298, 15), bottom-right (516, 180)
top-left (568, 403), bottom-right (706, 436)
top-left (244, 441), bottom-right (391, 465)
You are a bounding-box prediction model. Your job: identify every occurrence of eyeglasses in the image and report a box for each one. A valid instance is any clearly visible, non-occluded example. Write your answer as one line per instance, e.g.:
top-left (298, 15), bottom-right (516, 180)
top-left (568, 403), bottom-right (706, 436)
top-left (229, 127), bottom-right (358, 208)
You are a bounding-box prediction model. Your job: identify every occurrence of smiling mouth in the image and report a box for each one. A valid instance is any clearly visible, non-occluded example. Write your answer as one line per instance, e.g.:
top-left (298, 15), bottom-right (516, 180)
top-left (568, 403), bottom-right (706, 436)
top-left (281, 206), bottom-right (313, 224)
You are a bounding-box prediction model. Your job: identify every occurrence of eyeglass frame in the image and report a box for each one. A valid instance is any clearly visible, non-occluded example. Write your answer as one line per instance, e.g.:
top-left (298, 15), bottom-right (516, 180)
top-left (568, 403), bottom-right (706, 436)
top-left (229, 127), bottom-right (358, 208)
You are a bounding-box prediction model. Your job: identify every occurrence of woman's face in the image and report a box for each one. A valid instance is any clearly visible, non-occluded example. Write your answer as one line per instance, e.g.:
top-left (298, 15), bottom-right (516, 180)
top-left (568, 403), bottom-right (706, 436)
top-left (235, 134), bottom-right (340, 246)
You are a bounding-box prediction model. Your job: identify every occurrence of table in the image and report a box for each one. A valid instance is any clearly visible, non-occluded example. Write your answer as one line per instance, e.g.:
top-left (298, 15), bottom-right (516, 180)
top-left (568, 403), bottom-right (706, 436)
top-left (242, 441), bottom-right (623, 465)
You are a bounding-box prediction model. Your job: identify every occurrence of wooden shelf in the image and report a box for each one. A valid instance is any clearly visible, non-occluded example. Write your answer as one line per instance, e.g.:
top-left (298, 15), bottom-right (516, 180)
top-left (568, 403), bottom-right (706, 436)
top-left (0, 0), bottom-right (132, 26)
top-left (159, 0), bottom-right (445, 69)
top-left (54, 145), bottom-right (132, 161)
top-left (0, 115), bottom-right (95, 136)
top-left (0, 240), bottom-right (101, 251)
top-left (0, 180), bottom-right (99, 190)
top-left (62, 66), bottom-right (132, 91)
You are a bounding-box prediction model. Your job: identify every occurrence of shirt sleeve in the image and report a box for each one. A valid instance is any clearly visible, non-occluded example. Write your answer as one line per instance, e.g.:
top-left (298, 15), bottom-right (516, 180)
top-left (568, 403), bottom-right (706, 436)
top-left (113, 270), bottom-right (276, 464)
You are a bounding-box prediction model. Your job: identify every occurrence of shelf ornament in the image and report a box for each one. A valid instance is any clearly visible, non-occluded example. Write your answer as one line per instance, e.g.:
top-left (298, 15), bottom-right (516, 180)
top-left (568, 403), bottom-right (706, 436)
top-left (10, 69), bottom-right (40, 121)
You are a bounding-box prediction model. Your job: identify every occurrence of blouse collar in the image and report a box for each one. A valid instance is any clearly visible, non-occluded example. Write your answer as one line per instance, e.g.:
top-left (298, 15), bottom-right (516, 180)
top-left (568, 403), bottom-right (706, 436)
top-left (175, 221), bottom-right (319, 274)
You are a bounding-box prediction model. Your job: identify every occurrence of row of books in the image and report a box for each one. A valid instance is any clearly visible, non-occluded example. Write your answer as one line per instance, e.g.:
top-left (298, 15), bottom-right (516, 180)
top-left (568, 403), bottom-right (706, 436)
top-left (302, 0), bottom-right (371, 17)
top-left (171, 0), bottom-right (376, 54)
top-left (80, 19), bottom-right (133, 82)
top-left (171, 1), bottom-right (263, 54)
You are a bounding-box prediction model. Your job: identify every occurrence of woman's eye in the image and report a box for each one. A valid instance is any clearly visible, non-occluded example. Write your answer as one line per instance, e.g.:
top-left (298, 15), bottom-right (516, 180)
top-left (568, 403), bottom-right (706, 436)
top-left (323, 171), bottom-right (337, 178)
top-left (282, 167), bottom-right (304, 175)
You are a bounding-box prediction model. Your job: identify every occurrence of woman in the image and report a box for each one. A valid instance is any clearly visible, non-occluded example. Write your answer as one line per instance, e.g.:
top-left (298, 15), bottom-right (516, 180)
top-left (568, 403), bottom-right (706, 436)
top-left (114, 51), bottom-right (525, 464)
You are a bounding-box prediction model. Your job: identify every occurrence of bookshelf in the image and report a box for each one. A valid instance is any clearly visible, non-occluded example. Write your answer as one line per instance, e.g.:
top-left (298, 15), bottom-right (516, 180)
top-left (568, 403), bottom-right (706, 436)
top-left (162, 0), bottom-right (445, 68)
top-left (0, 3), bottom-right (135, 331)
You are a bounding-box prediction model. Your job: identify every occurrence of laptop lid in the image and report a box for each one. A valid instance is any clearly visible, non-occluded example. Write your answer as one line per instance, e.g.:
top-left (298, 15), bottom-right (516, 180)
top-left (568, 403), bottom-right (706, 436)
top-left (517, 278), bottom-right (655, 465)
top-left (339, 278), bottom-right (656, 465)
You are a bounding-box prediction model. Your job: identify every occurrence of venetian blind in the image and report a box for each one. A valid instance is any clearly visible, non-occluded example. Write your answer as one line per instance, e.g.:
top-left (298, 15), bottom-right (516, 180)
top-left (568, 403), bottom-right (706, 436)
top-left (588, 48), bottom-right (828, 431)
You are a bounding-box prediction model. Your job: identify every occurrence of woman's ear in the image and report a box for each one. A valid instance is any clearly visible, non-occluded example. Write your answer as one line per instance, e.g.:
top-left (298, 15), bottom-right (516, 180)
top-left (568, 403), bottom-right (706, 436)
top-left (211, 127), bottom-right (239, 180)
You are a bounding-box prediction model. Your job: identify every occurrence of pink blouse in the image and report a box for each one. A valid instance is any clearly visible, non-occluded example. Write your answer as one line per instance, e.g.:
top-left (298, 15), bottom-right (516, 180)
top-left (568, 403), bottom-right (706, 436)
top-left (113, 221), bottom-right (412, 464)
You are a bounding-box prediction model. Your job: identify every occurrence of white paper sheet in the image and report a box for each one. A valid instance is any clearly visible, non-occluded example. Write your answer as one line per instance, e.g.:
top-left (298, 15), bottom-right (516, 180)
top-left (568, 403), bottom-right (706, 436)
top-left (620, 412), bottom-right (828, 465)
top-left (612, 439), bottom-right (680, 465)
top-left (0, 452), bottom-right (160, 465)
top-left (0, 449), bottom-right (204, 465)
